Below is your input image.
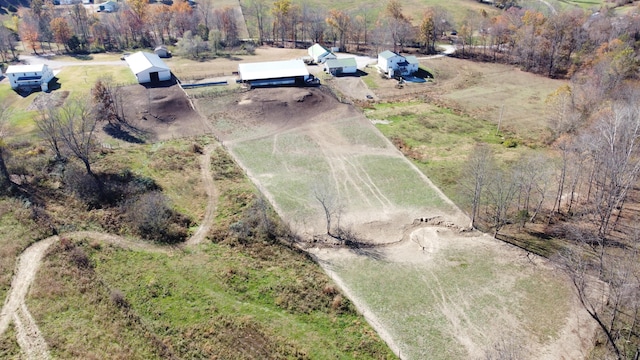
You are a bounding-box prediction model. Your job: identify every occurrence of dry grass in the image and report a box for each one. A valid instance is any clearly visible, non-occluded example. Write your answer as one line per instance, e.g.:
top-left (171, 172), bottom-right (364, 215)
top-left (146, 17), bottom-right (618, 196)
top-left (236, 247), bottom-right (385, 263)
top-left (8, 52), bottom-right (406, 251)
top-left (420, 57), bottom-right (567, 144)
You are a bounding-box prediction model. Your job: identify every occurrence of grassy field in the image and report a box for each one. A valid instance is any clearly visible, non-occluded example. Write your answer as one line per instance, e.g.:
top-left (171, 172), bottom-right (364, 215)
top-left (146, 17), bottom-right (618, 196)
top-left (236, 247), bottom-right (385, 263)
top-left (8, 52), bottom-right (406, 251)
top-left (26, 142), bottom-right (394, 359)
top-left (419, 57), bottom-right (566, 145)
top-left (331, 236), bottom-right (573, 359)
top-left (366, 101), bottom-right (534, 203)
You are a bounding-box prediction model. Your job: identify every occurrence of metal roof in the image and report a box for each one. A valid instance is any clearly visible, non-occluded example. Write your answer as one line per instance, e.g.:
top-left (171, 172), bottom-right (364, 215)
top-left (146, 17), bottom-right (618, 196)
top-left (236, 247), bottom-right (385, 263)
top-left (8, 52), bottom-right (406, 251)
top-left (309, 43), bottom-right (332, 58)
top-left (239, 60), bottom-right (309, 81)
top-left (405, 55), bottom-right (419, 65)
top-left (325, 57), bottom-right (357, 68)
top-left (6, 64), bottom-right (47, 74)
top-left (379, 50), bottom-right (400, 59)
top-left (125, 51), bottom-right (170, 75)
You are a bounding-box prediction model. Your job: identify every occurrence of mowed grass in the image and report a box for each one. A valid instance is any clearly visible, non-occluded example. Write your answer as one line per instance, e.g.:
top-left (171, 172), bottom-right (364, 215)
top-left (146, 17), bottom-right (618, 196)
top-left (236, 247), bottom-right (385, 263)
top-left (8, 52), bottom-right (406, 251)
top-left (333, 239), bottom-right (572, 359)
top-left (27, 142), bottom-right (394, 359)
top-left (54, 65), bottom-right (136, 95)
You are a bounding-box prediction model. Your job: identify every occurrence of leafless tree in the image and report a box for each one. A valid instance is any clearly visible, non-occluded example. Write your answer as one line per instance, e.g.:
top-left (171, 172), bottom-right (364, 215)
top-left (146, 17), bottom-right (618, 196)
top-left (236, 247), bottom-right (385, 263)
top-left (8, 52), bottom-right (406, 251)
top-left (312, 182), bottom-right (342, 237)
top-left (36, 106), bottom-right (65, 161)
top-left (462, 144), bottom-right (493, 229)
top-left (55, 98), bottom-right (102, 190)
top-left (0, 105), bottom-right (15, 191)
top-left (557, 236), bottom-right (640, 359)
top-left (486, 167), bottom-right (518, 238)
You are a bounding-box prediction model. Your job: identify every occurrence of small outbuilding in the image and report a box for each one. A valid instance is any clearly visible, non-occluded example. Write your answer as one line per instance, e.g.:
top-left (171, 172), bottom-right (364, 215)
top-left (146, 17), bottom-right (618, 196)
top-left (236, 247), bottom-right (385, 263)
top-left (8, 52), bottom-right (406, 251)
top-left (154, 45), bottom-right (171, 58)
top-left (324, 57), bottom-right (358, 76)
top-left (5, 64), bottom-right (55, 92)
top-left (377, 50), bottom-right (419, 78)
top-left (238, 59), bottom-right (317, 87)
top-left (125, 51), bottom-right (171, 84)
top-left (308, 43), bottom-right (337, 64)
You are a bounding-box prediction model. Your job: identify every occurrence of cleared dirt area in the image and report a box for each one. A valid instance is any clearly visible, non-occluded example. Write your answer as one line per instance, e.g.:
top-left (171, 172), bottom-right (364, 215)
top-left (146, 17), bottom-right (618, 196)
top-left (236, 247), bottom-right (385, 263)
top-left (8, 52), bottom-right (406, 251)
top-left (195, 86), bottom-right (598, 359)
top-left (114, 82), bottom-right (213, 142)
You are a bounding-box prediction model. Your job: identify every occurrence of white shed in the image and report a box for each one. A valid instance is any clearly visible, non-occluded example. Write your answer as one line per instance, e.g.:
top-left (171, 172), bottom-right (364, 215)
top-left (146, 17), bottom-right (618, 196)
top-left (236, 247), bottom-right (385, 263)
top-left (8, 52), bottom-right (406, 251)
top-left (308, 43), bottom-right (337, 64)
top-left (324, 58), bottom-right (358, 76)
top-left (5, 64), bottom-right (55, 92)
top-left (377, 50), bottom-right (418, 78)
top-left (125, 51), bottom-right (171, 84)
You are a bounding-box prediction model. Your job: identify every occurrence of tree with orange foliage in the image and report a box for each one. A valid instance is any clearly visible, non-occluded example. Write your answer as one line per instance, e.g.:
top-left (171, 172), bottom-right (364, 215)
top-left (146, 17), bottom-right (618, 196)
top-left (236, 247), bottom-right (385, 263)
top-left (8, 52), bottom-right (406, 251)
top-left (171, 0), bottom-right (195, 37)
top-left (325, 9), bottom-right (349, 51)
top-left (50, 17), bottom-right (72, 52)
top-left (19, 21), bottom-right (40, 54)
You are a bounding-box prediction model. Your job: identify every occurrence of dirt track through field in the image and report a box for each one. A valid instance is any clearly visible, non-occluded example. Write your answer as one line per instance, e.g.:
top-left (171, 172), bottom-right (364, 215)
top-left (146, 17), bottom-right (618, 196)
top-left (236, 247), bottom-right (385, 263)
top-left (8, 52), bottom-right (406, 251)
top-left (0, 146), bottom-right (219, 358)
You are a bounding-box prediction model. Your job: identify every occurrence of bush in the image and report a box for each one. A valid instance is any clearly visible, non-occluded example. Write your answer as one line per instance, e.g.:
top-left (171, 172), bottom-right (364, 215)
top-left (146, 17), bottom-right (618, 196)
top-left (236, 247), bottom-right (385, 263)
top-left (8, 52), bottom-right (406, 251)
top-left (124, 191), bottom-right (189, 243)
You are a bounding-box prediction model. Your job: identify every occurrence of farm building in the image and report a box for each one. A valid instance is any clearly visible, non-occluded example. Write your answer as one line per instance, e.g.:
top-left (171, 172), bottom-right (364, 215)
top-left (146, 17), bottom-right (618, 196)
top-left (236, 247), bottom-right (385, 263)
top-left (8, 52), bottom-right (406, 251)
top-left (154, 45), bottom-right (171, 58)
top-left (377, 50), bottom-right (419, 78)
top-left (308, 43), bottom-right (337, 64)
top-left (5, 64), bottom-right (55, 92)
top-left (125, 51), bottom-right (171, 84)
top-left (324, 58), bottom-right (358, 76)
top-left (238, 59), bottom-right (318, 87)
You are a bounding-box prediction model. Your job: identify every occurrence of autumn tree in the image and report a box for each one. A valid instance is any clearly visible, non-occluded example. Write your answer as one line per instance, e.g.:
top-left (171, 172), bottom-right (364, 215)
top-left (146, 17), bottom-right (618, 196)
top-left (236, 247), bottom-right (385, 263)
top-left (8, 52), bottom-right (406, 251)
top-left (50, 17), bottom-right (72, 52)
top-left (92, 77), bottom-right (126, 129)
top-left (171, 0), bottom-right (196, 38)
top-left (245, 0), bottom-right (270, 44)
top-left (271, 0), bottom-right (292, 46)
top-left (19, 21), bottom-right (40, 54)
top-left (383, 0), bottom-right (413, 52)
top-left (176, 30), bottom-right (207, 59)
top-left (325, 9), bottom-right (349, 51)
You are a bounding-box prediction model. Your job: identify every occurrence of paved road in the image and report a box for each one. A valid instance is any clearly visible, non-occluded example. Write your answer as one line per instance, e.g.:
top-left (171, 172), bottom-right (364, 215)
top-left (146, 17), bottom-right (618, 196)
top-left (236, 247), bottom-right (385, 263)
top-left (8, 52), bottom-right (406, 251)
top-left (19, 54), bottom-right (127, 70)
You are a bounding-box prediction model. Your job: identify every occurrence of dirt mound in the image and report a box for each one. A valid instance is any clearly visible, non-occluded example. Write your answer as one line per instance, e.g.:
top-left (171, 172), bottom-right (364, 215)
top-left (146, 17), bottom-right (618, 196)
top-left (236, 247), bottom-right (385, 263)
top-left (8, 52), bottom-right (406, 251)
top-left (115, 83), bottom-right (211, 141)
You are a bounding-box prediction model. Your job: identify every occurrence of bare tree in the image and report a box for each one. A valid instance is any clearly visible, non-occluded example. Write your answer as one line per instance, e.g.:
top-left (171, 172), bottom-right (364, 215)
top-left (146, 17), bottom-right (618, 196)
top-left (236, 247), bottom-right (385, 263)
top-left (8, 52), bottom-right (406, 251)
top-left (0, 105), bottom-right (15, 191)
top-left (36, 106), bottom-right (65, 161)
top-left (462, 144), bottom-right (493, 229)
top-left (55, 98), bottom-right (102, 190)
top-left (486, 167), bottom-right (518, 238)
top-left (558, 238), bottom-right (640, 359)
top-left (312, 182), bottom-right (342, 237)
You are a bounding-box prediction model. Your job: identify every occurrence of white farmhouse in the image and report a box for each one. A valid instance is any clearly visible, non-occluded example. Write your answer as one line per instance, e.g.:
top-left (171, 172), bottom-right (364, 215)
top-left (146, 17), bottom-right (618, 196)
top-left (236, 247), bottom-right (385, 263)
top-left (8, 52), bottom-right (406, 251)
top-left (324, 58), bottom-right (358, 76)
top-left (125, 51), bottom-right (171, 84)
top-left (377, 50), bottom-right (419, 78)
top-left (308, 43), bottom-right (337, 64)
top-left (5, 64), bottom-right (55, 92)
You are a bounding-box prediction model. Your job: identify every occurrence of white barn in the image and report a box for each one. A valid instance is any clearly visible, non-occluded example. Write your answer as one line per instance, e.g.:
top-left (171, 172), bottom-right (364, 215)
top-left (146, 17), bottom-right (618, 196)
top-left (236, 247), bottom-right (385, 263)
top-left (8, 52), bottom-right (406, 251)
top-left (125, 51), bottom-right (171, 84)
top-left (377, 50), bottom-right (419, 78)
top-left (5, 64), bottom-right (55, 92)
top-left (308, 43), bottom-right (337, 64)
top-left (324, 58), bottom-right (358, 76)
top-left (238, 59), bottom-right (317, 87)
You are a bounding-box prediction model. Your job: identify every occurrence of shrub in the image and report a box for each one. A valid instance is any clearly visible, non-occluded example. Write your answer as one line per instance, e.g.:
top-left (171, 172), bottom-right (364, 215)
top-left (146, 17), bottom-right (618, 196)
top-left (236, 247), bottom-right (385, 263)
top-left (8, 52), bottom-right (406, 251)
top-left (110, 289), bottom-right (129, 309)
top-left (124, 191), bottom-right (190, 243)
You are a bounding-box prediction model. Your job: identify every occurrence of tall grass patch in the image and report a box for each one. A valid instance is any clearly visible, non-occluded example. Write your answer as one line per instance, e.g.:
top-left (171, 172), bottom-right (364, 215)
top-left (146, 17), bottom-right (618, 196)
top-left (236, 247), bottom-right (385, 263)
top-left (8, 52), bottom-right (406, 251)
top-left (0, 199), bottom-right (47, 303)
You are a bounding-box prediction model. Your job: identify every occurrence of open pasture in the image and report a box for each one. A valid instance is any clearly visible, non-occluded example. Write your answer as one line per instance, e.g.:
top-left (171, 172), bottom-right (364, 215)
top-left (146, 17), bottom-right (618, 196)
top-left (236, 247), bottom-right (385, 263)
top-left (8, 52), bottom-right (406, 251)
top-left (196, 86), bottom-right (596, 358)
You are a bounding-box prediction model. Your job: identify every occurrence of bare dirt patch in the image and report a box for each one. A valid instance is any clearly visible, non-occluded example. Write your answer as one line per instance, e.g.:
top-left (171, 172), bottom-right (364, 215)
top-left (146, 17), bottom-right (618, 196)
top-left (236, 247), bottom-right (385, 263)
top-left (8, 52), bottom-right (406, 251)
top-left (25, 91), bottom-right (70, 111)
top-left (114, 83), bottom-right (212, 142)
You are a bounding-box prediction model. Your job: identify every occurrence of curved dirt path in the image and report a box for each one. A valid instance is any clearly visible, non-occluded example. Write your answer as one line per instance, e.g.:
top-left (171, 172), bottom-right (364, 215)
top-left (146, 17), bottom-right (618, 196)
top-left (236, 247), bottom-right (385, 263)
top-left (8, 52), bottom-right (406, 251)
top-left (0, 146), bottom-right (219, 358)
top-left (185, 144), bottom-right (219, 247)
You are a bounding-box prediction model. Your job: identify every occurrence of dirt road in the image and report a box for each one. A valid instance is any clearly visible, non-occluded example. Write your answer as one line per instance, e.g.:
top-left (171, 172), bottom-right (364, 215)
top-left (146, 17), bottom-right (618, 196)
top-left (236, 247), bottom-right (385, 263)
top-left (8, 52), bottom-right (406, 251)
top-left (0, 146), bottom-right (219, 358)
